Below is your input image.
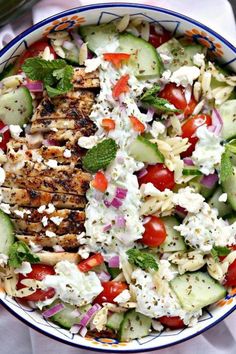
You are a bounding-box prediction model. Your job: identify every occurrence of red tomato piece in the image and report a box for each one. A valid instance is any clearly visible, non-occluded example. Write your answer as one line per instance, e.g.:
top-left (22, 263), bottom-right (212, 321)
top-left (224, 259), bottom-right (236, 287)
top-left (101, 118), bottom-right (116, 132)
top-left (17, 264), bottom-right (55, 302)
top-left (141, 216), bottom-right (167, 247)
top-left (159, 83), bottom-right (196, 117)
top-left (112, 74), bottom-right (130, 99)
top-left (95, 281), bottom-right (127, 305)
top-left (78, 254), bottom-right (104, 272)
top-left (138, 164), bottom-right (175, 191)
top-left (91, 171), bottom-right (108, 193)
top-left (159, 316), bottom-right (185, 329)
top-left (129, 115), bottom-right (145, 133)
top-left (103, 53), bottom-right (130, 68)
top-left (181, 114), bottom-right (212, 157)
top-left (0, 121), bottom-right (10, 151)
top-left (149, 25), bottom-right (172, 48)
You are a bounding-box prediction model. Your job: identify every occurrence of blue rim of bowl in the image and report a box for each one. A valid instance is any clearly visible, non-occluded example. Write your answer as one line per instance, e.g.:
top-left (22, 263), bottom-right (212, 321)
top-left (0, 2), bottom-right (235, 352)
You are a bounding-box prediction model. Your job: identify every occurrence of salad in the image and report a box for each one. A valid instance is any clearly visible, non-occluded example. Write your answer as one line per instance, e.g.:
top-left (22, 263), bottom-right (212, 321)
top-left (0, 15), bottom-right (236, 342)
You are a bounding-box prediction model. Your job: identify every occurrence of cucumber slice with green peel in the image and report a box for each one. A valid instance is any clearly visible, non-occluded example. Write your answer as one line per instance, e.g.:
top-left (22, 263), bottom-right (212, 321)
top-left (188, 176), bottom-right (217, 199)
top-left (226, 214), bottom-right (236, 225)
top-left (107, 312), bottom-right (124, 331)
top-left (79, 23), bottom-right (118, 53)
top-left (129, 135), bottom-right (164, 164)
top-left (119, 310), bottom-right (152, 341)
top-left (0, 210), bottom-right (15, 256)
top-left (159, 216), bottom-right (186, 252)
top-left (218, 100), bottom-right (236, 141)
top-left (0, 63), bottom-right (16, 80)
top-left (0, 87), bottom-right (33, 126)
top-left (183, 166), bottom-right (202, 176)
top-left (170, 272), bottom-right (226, 312)
top-left (222, 166), bottom-right (236, 210)
top-left (208, 186), bottom-right (232, 218)
top-left (119, 33), bottom-right (163, 79)
top-left (50, 303), bottom-right (90, 329)
top-left (107, 267), bottom-right (121, 279)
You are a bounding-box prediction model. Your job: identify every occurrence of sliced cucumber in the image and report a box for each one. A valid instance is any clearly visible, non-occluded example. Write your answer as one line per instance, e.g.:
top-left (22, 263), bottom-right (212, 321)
top-left (50, 303), bottom-right (89, 329)
top-left (107, 267), bottom-right (121, 279)
top-left (219, 100), bottom-right (236, 141)
top-left (129, 135), bottom-right (164, 164)
top-left (119, 310), bottom-right (151, 341)
top-left (159, 216), bottom-right (186, 252)
top-left (188, 176), bottom-right (217, 199)
top-left (208, 186), bottom-right (232, 217)
top-left (226, 214), bottom-right (236, 224)
top-left (0, 210), bottom-right (15, 256)
top-left (222, 166), bottom-right (236, 210)
top-left (0, 63), bottom-right (16, 80)
top-left (0, 87), bottom-right (33, 126)
top-left (79, 23), bottom-right (118, 53)
top-left (183, 166), bottom-right (202, 176)
top-left (107, 312), bottom-right (124, 331)
top-left (119, 33), bottom-right (163, 79)
top-left (170, 272), bottom-right (226, 312)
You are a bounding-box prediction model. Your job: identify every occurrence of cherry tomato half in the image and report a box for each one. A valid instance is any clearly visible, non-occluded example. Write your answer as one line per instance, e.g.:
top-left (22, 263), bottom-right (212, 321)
top-left (224, 259), bottom-right (236, 287)
top-left (138, 164), bottom-right (175, 191)
top-left (159, 316), bottom-right (185, 329)
top-left (141, 216), bottom-right (167, 247)
top-left (17, 264), bottom-right (55, 301)
top-left (78, 253), bottom-right (104, 272)
top-left (149, 25), bottom-right (172, 48)
top-left (159, 83), bottom-right (196, 117)
top-left (95, 281), bottom-right (127, 305)
top-left (181, 114), bottom-right (212, 157)
top-left (0, 121), bottom-right (10, 151)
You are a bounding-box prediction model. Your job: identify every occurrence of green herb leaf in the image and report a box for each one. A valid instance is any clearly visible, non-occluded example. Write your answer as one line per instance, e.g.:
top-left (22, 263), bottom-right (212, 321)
top-left (141, 84), bottom-right (161, 101)
top-left (126, 248), bottom-right (159, 271)
top-left (8, 241), bottom-right (40, 268)
top-left (211, 246), bottom-right (231, 261)
top-left (142, 96), bottom-right (181, 114)
top-left (225, 139), bottom-right (236, 154)
top-left (82, 138), bottom-right (118, 173)
top-left (22, 58), bottom-right (73, 97)
top-left (220, 149), bottom-right (233, 182)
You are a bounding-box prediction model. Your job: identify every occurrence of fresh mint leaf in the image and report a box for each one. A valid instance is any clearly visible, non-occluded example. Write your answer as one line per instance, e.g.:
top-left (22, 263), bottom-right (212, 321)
top-left (82, 138), bottom-right (118, 173)
top-left (211, 246), bottom-right (231, 261)
top-left (8, 241), bottom-right (40, 268)
top-left (126, 248), bottom-right (158, 271)
top-left (220, 149), bottom-right (233, 182)
top-left (225, 139), bottom-right (236, 154)
top-left (141, 85), bottom-right (161, 101)
top-left (22, 58), bottom-right (73, 97)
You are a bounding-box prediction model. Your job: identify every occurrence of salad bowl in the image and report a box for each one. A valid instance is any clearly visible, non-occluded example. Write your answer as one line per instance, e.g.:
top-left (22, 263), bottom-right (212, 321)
top-left (0, 2), bottom-right (236, 352)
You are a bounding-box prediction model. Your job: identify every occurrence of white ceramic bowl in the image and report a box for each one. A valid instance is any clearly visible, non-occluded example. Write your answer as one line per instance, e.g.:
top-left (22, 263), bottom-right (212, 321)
top-left (0, 2), bottom-right (235, 352)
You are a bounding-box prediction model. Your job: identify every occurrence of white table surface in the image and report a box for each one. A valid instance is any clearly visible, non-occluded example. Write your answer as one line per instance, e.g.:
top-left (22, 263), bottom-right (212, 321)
top-left (0, 1), bottom-right (235, 353)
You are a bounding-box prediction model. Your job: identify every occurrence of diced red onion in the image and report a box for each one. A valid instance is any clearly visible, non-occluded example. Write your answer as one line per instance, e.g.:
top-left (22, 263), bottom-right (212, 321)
top-left (111, 197), bottom-right (123, 209)
top-left (70, 324), bottom-right (82, 334)
top-left (143, 216), bottom-right (151, 225)
top-left (103, 223), bottom-right (112, 232)
top-left (108, 255), bottom-right (120, 268)
top-left (175, 205), bottom-right (187, 218)
top-left (208, 125), bottom-right (216, 133)
top-left (62, 40), bottom-right (75, 51)
top-left (79, 304), bottom-right (101, 327)
top-left (42, 303), bottom-right (65, 318)
top-left (24, 80), bottom-right (43, 92)
top-left (137, 167), bottom-right (148, 179)
top-left (200, 173), bottom-right (218, 188)
top-left (146, 108), bottom-right (155, 121)
top-left (42, 139), bottom-right (60, 147)
top-left (184, 84), bottom-right (192, 104)
top-left (71, 31), bottom-right (84, 48)
top-left (0, 125), bottom-right (9, 134)
top-left (183, 157), bottom-right (194, 166)
top-left (80, 326), bottom-right (88, 337)
top-left (93, 190), bottom-right (103, 201)
top-left (210, 108), bottom-right (223, 136)
top-left (87, 50), bottom-right (94, 59)
top-left (116, 215), bottom-right (126, 228)
top-left (97, 271), bottom-right (111, 282)
top-left (71, 309), bottom-right (81, 318)
top-left (104, 199), bottom-right (111, 208)
top-left (53, 245), bottom-right (65, 253)
top-left (115, 187), bottom-right (128, 200)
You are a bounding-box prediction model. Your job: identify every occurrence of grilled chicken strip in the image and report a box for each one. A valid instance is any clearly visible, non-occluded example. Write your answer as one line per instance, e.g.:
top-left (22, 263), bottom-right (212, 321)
top-left (10, 208), bottom-right (85, 223)
top-left (72, 68), bottom-right (99, 89)
top-left (1, 187), bottom-right (86, 209)
top-left (12, 219), bottom-right (84, 235)
top-left (16, 234), bottom-right (81, 249)
top-left (30, 117), bottom-right (95, 134)
top-left (35, 252), bottom-right (81, 265)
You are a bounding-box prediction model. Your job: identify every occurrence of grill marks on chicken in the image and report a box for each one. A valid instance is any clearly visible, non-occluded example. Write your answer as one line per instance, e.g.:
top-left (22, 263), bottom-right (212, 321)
top-left (3, 69), bottom-right (98, 255)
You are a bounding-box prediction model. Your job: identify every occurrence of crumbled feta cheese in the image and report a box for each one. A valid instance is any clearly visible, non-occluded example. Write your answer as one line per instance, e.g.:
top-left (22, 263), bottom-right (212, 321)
top-left (46, 203), bottom-right (56, 214)
top-left (78, 136), bottom-right (98, 149)
top-left (63, 149), bottom-right (72, 158)
top-left (0, 253), bottom-right (8, 267)
top-left (150, 121), bottom-right (166, 138)
top-left (173, 187), bottom-right (205, 213)
top-left (0, 203), bottom-right (11, 214)
top-left (42, 260), bottom-right (103, 306)
top-left (84, 57), bottom-right (102, 73)
top-left (164, 103), bottom-right (176, 110)
top-left (218, 193), bottom-right (228, 202)
top-left (29, 241), bottom-right (43, 253)
top-left (50, 216), bottom-right (63, 226)
top-left (15, 261), bottom-right (32, 275)
top-left (92, 307), bottom-right (108, 332)
top-left (37, 205), bottom-right (46, 213)
top-left (193, 53), bottom-right (205, 67)
top-left (13, 209), bottom-right (31, 218)
top-left (175, 202), bottom-right (236, 252)
top-left (45, 230), bottom-right (56, 238)
top-left (113, 289), bottom-right (131, 304)
top-left (9, 125), bottom-right (23, 140)
top-left (53, 245), bottom-right (64, 252)
top-left (161, 69), bottom-right (172, 81)
top-left (41, 216), bottom-right (48, 227)
top-left (160, 53), bottom-right (172, 64)
top-left (170, 66), bottom-right (200, 87)
top-left (192, 125), bottom-right (225, 175)
top-left (0, 167), bottom-right (5, 185)
top-left (78, 245), bottom-right (90, 259)
top-left (45, 159), bottom-right (58, 168)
